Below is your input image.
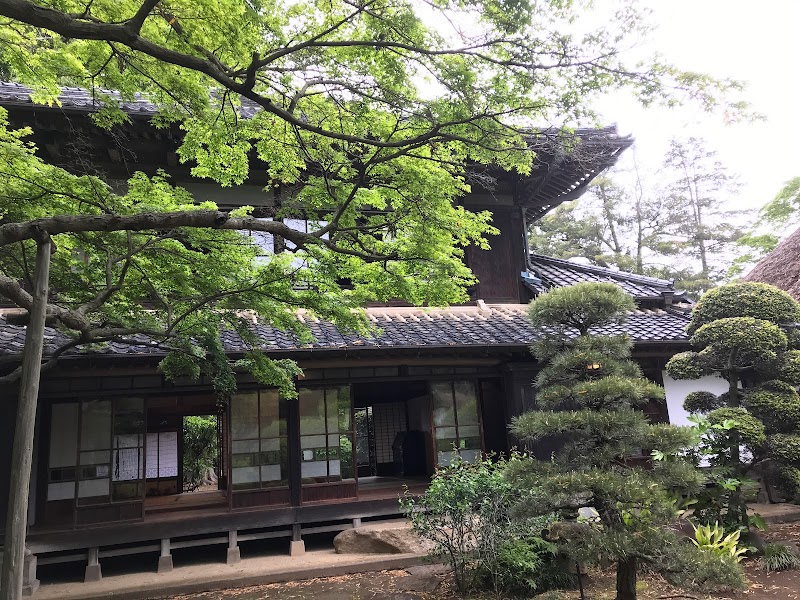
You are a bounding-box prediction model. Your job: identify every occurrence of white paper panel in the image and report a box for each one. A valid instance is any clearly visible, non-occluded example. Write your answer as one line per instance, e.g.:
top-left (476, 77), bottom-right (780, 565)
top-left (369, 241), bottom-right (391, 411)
top-left (48, 482), bottom-right (76, 501)
top-left (146, 432), bottom-right (178, 478)
top-left (260, 438), bottom-right (281, 451)
top-left (260, 464), bottom-right (282, 482)
top-left (232, 466), bottom-right (259, 484)
top-left (300, 435), bottom-right (326, 449)
top-left (78, 478), bottom-right (109, 498)
top-left (113, 447), bottom-right (143, 481)
top-left (232, 439), bottom-right (259, 453)
top-left (301, 461), bottom-right (328, 478)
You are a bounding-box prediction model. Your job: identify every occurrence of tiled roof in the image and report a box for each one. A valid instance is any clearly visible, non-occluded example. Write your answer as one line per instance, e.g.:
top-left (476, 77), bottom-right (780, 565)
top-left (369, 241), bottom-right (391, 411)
top-left (0, 304), bottom-right (689, 360)
top-left (0, 81), bottom-right (262, 118)
top-left (527, 254), bottom-right (685, 300)
top-left (0, 81), bottom-right (631, 217)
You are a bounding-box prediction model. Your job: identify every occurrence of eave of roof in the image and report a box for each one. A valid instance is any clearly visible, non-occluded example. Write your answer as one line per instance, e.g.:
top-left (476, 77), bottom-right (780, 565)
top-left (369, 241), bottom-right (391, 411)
top-left (0, 81), bottom-right (632, 219)
top-left (527, 254), bottom-right (688, 302)
top-left (0, 303), bottom-right (689, 362)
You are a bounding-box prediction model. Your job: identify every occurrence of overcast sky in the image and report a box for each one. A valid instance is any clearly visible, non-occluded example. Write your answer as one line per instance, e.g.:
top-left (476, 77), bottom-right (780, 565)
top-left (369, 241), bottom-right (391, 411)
top-left (595, 0), bottom-right (800, 212)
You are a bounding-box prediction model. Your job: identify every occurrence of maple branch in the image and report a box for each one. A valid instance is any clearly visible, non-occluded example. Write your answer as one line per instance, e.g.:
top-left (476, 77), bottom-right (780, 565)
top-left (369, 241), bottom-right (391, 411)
top-left (0, 0), bottom-right (523, 149)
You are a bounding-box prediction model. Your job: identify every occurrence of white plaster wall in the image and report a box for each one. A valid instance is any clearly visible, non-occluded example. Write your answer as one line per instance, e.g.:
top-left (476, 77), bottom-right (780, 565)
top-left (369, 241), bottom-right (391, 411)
top-left (661, 372), bottom-right (729, 426)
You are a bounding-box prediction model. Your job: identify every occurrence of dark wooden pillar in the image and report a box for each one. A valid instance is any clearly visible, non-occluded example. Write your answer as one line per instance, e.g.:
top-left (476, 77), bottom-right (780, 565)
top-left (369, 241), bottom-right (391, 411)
top-left (288, 397), bottom-right (301, 507)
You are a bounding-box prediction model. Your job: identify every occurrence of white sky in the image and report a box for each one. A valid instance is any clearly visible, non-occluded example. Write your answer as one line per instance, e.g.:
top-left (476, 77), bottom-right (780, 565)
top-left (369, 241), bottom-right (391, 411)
top-left (594, 0), bottom-right (800, 211)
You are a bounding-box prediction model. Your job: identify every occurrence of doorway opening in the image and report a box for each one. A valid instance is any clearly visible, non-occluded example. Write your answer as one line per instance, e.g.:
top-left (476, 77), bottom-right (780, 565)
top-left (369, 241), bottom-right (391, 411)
top-left (352, 380), bottom-right (432, 494)
top-left (181, 415), bottom-right (220, 494)
top-left (144, 399), bottom-right (227, 514)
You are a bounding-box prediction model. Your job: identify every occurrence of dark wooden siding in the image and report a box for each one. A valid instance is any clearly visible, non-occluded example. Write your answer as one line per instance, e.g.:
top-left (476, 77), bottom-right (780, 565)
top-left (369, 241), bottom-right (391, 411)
top-left (0, 384), bottom-right (17, 534)
top-left (466, 209), bottom-right (526, 303)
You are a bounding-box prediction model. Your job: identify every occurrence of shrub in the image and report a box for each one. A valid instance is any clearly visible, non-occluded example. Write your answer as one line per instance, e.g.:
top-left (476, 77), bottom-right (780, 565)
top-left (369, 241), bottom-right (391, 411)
top-left (687, 282), bottom-right (800, 334)
top-left (684, 391), bottom-right (725, 413)
top-left (476, 535), bottom-right (576, 595)
top-left (514, 282), bottom-right (720, 600)
top-left (182, 415), bottom-right (218, 492)
top-left (706, 408), bottom-right (766, 449)
top-left (672, 284), bottom-right (800, 517)
top-left (767, 434), bottom-right (800, 463)
top-left (763, 542), bottom-right (800, 572)
top-left (401, 453), bottom-right (572, 595)
top-left (743, 382), bottom-right (800, 433)
top-left (662, 544), bottom-right (746, 592)
top-left (690, 522), bottom-right (748, 563)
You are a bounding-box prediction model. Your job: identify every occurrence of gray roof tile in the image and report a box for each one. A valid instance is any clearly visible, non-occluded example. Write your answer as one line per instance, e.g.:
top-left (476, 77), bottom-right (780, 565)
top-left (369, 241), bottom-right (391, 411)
top-left (528, 254), bottom-right (685, 300)
top-left (0, 304), bottom-right (689, 360)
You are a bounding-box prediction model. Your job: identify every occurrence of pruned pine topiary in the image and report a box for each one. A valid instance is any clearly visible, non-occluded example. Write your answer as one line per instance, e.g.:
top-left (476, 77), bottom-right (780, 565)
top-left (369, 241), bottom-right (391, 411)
top-left (666, 282), bottom-right (800, 518)
top-left (684, 391), bottom-right (725, 413)
top-left (687, 282), bottom-right (800, 335)
top-left (512, 282), bottom-right (743, 600)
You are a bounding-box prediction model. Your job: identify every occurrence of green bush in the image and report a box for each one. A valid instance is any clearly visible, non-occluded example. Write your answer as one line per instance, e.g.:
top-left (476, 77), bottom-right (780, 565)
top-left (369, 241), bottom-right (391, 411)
top-left (528, 281), bottom-right (635, 333)
top-left (707, 408), bottom-right (766, 448)
top-left (665, 351), bottom-right (707, 380)
top-left (675, 283), bottom-right (800, 525)
top-left (763, 542), bottom-right (800, 572)
top-left (743, 382), bottom-right (800, 433)
top-left (684, 391), bottom-right (724, 413)
top-left (692, 317), bottom-right (788, 370)
top-left (772, 465), bottom-right (800, 500)
top-left (757, 349), bottom-right (800, 384)
top-left (687, 282), bottom-right (800, 334)
top-left (767, 434), bottom-right (800, 463)
top-left (477, 536), bottom-right (576, 595)
top-left (662, 544), bottom-right (746, 592)
top-left (401, 453), bottom-right (572, 595)
top-left (183, 415), bottom-right (218, 492)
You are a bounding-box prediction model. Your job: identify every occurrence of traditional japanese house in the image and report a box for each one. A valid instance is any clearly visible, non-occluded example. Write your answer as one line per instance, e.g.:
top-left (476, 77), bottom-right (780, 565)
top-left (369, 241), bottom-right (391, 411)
top-left (0, 82), bottom-right (694, 592)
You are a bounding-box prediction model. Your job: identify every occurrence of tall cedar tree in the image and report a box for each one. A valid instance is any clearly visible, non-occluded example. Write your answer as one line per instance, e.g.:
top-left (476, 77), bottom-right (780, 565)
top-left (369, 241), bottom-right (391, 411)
top-left (511, 282), bottom-right (743, 600)
top-left (666, 283), bottom-right (800, 526)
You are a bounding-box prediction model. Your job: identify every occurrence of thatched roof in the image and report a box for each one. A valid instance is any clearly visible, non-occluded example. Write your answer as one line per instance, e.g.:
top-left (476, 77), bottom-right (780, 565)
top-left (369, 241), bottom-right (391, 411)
top-left (743, 226), bottom-right (800, 300)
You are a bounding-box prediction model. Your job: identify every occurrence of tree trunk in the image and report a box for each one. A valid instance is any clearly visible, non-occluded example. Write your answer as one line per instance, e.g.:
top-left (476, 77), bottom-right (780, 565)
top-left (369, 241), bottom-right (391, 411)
top-left (1, 238), bottom-right (51, 600)
top-left (616, 557), bottom-right (637, 600)
top-left (726, 367), bottom-right (749, 527)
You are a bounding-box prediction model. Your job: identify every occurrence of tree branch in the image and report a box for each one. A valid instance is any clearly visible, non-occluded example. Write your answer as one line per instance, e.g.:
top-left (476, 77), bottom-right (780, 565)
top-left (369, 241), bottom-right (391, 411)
top-left (127, 0), bottom-right (160, 34)
top-left (0, 0), bottom-right (524, 150)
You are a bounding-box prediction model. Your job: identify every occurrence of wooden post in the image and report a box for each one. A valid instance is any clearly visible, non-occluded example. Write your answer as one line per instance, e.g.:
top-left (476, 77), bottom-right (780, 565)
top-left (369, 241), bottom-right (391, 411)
top-left (1, 237), bottom-right (51, 600)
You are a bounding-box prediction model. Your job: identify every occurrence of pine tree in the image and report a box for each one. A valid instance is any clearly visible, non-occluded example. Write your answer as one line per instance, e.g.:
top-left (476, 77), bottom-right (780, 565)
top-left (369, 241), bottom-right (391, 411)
top-left (511, 282), bottom-right (743, 600)
top-left (666, 282), bottom-right (800, 524)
